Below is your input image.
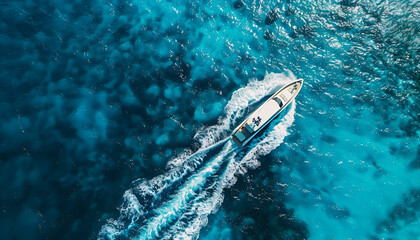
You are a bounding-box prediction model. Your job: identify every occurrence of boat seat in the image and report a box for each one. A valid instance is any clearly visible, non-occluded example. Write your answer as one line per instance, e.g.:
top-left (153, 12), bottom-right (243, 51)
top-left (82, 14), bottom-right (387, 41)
top-left (244, 123), bottom-right (254, 133)
top-left (241, 126), bottom-right (252, 138)
top-left (235, 131), bottom-right (246, 142)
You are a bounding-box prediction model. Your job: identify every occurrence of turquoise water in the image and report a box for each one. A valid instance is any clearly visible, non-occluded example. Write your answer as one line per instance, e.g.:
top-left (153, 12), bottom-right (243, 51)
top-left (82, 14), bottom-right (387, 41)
top-left (0, 0), bottom-right (419, 239)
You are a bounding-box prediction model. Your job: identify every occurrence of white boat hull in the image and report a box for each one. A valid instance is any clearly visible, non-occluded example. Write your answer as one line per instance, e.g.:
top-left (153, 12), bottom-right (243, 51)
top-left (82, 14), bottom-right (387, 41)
top-left (231, 79), bottom-right (303, 147)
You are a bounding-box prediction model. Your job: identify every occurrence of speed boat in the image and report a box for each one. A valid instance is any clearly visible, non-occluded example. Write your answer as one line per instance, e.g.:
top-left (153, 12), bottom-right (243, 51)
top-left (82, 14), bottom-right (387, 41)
top-left (231, 79), bottom-right (303, 147)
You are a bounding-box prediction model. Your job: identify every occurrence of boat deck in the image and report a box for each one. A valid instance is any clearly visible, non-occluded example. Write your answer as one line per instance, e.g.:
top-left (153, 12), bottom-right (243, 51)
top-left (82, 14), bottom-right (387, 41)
top-left (244, 99), bottom-right (282, 132)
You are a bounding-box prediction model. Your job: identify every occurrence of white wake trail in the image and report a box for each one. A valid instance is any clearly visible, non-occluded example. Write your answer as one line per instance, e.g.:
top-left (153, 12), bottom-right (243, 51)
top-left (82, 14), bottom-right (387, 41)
top-left (98, 72), bottom-right (299, 240)
top-left (99, 138), bottom-right (229, 240)
top-left (137, 142), bottom-right (235, 239)
top-left (168, 102), bottom-right (296, 240)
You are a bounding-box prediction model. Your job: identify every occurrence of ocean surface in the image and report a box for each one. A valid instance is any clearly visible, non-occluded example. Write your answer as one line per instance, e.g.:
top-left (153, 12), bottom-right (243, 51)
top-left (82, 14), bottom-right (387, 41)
top-left (1, 0), bottom-right (419, 239)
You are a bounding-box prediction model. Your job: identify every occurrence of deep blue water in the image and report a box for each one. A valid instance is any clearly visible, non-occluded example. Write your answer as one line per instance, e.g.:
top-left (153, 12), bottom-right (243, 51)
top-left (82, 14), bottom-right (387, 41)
top-left (1, 0), bottom-right (419, 239)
